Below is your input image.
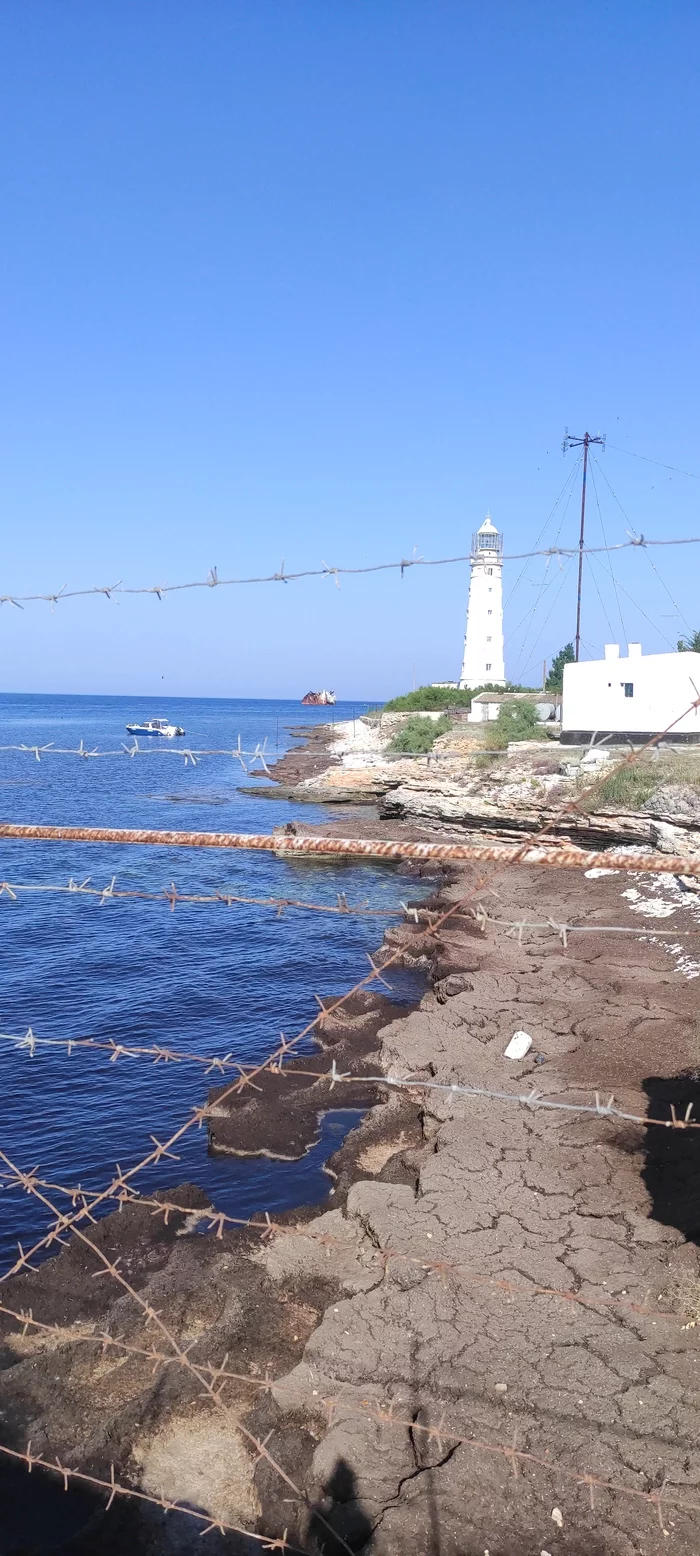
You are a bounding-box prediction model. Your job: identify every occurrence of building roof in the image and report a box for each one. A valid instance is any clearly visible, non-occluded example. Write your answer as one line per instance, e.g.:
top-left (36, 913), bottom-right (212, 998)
top-left (471, 691), bottom-right (561, 704)
top-left (477, 512), bottom-right (498, 535)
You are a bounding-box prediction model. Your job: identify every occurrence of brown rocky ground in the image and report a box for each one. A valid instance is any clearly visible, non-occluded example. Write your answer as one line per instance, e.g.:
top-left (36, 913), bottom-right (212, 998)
top-left (2, 836), bottom-right (700, 1555)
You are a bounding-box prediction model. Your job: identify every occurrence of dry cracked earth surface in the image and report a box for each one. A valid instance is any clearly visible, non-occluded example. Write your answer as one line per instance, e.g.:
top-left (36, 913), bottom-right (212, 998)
top-left (2, 860), bottom-right (700, 1556)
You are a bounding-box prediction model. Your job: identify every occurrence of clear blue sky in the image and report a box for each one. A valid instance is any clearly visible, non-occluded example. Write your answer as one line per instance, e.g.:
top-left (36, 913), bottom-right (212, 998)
top-left (1, 1), bottom-right (698, 698)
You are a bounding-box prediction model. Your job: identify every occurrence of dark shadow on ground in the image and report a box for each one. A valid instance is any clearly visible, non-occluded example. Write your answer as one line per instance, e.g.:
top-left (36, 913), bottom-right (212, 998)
top-left (642, 1071), bottom-right (700, 1242)
top-left (307, 1458), bottom-right (374, 1554)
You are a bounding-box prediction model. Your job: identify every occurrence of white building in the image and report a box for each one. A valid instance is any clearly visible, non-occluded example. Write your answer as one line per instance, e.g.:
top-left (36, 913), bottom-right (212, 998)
top-left (562, 644), bottom-right (700, 744)
top-left (459, 514), bottom-right (505, 690)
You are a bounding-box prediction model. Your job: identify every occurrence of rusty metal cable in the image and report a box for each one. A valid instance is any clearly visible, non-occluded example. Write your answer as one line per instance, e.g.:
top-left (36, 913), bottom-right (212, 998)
top-left (1, 820), bottom-right (699, 878)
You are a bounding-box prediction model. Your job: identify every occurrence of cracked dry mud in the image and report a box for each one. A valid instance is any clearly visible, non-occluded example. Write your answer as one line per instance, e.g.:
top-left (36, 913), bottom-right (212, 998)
top-left (2, 862), bottom-right (700, 1555)
top-left (256, 863), bottom-right (700, 1555)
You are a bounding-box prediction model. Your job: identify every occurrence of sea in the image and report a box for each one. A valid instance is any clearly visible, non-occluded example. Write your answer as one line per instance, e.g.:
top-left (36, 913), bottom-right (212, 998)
top-left (0, 693), bottom-right (425, 1269)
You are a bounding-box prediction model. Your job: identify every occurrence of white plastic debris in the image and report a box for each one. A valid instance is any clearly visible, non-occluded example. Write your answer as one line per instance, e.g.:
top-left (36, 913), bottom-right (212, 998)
top-left (551, 1507), bottom-right (564, 1529)
top-left (503, 1030), bottom-right (533, 1060)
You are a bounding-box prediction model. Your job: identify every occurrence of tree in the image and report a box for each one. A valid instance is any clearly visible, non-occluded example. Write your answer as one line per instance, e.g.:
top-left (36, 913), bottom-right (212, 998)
top-left (678, 630), bottom-right (700, 652)
top-left (545, 644), bottom-right (575, 691)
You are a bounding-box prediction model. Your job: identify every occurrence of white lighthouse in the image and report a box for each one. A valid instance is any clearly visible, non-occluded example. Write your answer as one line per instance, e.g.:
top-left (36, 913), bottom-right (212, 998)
top-left (458, 514), bottom-right (505, 689)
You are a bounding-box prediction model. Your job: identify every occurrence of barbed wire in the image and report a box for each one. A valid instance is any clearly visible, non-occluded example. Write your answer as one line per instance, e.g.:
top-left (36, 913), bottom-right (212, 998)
top-left (2, 1025), bottom-right (699, 1134)
top-left (2, 1144), bottom-right (699, 1539)
top-left (0, 1146), bottom-right (356, 1556)
top-left (2, 1282), bottom-right (699, 1534)
top-left (0, 1405), bottom-right (693, 1540)
top-left (2, 684), bottom-right (699, 1556)
top-left (0, 1441), bottom-right (304, 1549)
top-left (3, 696), bottom-right (698, 1284)
top-left (2, 818), bottom-right (700, 880)
top-left (2, 880), bottom-right (698, 938)
top-left (0, 879), bottom-right (404, 919)
top-left (0, 1182), bottom-right (686, 1328)
top-left (0, 738), bottom-right (272, 770)
top-left (0, 1397), bottom-right (691, 1541)
top-left (468, 903), bottom-right (700, 944)
top-left (0, 1299), bottom-right (696, 1539)
top-left (0, 739), bottom-right (509, 763)
top-left (2, 533), bottom-right (699, 609)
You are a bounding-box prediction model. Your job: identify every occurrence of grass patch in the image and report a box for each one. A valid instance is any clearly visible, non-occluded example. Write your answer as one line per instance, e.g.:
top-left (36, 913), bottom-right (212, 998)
top-left (578, 754), bottom-right (700, 811)
top-left (674, 1272), bottom-right (700, 1329)
top-left (387, 715), bottom-right (451, 753)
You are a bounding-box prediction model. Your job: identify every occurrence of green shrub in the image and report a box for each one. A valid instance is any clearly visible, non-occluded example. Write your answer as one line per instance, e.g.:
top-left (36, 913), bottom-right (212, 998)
top-left (483, 702), bottom-right (540, 749)
top-left (387, 715), bottom-right (452, 753)
top-left (383, 682), bottom-right (534, 712)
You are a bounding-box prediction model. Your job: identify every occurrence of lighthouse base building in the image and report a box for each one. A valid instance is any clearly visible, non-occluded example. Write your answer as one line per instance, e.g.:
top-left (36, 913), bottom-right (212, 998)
top-left (458, 514), bottom-right (505, 690)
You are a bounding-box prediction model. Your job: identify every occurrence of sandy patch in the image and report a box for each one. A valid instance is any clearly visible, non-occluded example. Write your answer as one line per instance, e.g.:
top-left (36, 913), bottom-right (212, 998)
top-left (133, 1410), bottom-right (260, 1526)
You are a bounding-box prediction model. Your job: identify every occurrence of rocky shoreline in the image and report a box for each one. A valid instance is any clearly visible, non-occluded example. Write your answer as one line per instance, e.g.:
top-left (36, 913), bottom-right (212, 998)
top-left (4, 722), bottom-right (700, 1554)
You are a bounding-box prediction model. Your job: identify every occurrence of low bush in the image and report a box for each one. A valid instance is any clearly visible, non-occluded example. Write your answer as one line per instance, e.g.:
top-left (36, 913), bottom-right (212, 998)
top-left (483, 702), bottom-right (540, 749)
top-left (387, 715), bottom-right (452, 753)
top-left (383, 682), bottom-right (534, 712)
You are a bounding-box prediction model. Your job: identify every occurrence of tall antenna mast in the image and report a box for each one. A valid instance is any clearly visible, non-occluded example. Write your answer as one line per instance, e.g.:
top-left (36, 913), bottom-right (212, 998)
top-left (562, 428), bottom-right (606, 660)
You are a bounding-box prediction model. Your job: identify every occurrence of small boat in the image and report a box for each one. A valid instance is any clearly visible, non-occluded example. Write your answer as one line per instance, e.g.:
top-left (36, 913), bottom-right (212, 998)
top-left (125, 717), bottom-right (185, 738)
top-left (301, 689), bottom-right (336, 706)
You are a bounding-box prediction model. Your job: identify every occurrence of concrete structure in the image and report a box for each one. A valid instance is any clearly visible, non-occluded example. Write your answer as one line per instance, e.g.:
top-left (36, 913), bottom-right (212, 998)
top-left (562, 644), bottom-right (700, 744)
top-left (467, 690), bottom-right (561, 725)
top-left (459, 514), bottom-right (505, 690)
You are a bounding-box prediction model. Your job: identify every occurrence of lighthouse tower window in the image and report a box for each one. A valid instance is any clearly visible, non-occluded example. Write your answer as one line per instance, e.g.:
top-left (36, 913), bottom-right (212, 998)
top-left (485, 663), bottom-right (491, 671)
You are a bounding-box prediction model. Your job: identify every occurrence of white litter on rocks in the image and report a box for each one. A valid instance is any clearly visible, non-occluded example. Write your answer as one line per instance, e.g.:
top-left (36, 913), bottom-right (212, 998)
top-left (628, 899), bottom-right (677, 918)
top-left (584, 867), bottom-right (620, 879)
top-left (503, 1031), bottom-right (533, 1060)
top-left (551, 1507), bottom-right (564, 1529)
top-left (584, 863), bottom-right (700, 980)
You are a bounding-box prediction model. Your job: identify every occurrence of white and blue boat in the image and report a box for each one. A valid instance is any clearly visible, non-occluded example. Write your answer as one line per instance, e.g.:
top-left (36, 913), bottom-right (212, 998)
top-left (125, 717), bottom-right (185, 738)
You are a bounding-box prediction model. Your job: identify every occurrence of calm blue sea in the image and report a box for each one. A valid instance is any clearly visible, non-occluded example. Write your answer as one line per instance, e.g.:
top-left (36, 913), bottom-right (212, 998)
top-left (0, 694), bottom-right (423, 1267)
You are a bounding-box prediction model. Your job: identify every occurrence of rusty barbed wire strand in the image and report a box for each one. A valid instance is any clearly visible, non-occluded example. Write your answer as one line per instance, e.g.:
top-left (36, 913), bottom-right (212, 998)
top-left (0, 1364), bottom-right (693, 1538)
top-left (3, 699), bottom-right (697, 1301)
top-left (0, 879), bottom-right (403, 919)
top-left (1, 534), bottom-right (698, 609)
top-left (0, 1147), bottom-right (356, 1556)
top-left (0, 1184), bottom-right (686, 1328)
top-left (3, 819), bottom-right (700, 879)
top-left (0, 1440), bottom-right (304, 1549)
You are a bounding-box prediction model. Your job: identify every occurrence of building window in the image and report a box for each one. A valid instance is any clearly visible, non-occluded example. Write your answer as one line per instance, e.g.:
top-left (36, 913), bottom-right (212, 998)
top-left (485, 663), bottom-right (491, 671)
top-left (486, 568), bottom-right (493, 576)
top-left (486, 636), bottom-right (492, 642)
top-left (623, 682), bottom-right (634, 698)
top-left (487, 609), bottom-right (492, 616)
